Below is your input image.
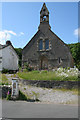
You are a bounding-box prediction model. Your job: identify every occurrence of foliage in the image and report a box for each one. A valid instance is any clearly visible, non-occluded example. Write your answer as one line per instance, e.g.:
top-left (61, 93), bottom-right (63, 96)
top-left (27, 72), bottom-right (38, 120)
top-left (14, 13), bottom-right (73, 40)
top-left (24, 63), bottom-right (34, 71)
top-left (68, 43), bottom-right (80, 70)
top-left (0, 73), bottom-right (10, 85)
top-left (6, 90), bottom-right (28, 101)
top-left (6, 91), bottom-right (11, 100)
top-left (6, 94), bottom-right (11, 100)
top-left (31, 70), bottom-right (40, 73)
top-left (22, 69), bottom-right (29, 72)
top-left (17, 90), bottom-right (28, 100)
top-left (2, 68), bottom-right (9, 73)
top-left (14, 48), bottom-right (22, 67)
top-left (41, 70), bottom-right (48, 73)
top-left (24, 87), bottom-right (26, 90)
top-left (0, 82), bottom-right (9, 85)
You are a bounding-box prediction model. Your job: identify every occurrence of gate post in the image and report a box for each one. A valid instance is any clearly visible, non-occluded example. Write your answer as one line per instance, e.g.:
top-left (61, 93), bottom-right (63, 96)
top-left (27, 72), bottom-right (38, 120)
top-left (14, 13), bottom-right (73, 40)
top-left (12, 78), bottom-right (19, 99)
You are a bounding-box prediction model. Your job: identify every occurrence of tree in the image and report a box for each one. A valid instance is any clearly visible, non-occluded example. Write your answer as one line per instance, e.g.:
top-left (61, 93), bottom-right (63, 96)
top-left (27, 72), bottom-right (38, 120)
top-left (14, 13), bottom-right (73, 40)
top-left (14, 48), bottom-right (22, 67)
top-left (68, 43), bottom-right (80, 70)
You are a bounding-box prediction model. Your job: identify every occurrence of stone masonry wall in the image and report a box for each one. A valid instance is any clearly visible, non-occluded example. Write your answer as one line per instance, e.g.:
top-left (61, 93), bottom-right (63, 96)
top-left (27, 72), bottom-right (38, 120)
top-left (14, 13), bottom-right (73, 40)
top-left (19, 79), bottom-right (79, 89)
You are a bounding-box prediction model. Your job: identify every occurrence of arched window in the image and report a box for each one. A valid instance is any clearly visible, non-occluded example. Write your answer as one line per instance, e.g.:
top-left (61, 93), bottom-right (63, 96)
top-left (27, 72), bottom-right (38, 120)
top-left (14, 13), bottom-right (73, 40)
top-left (45, 39), bottom-right (49, 50)
top-left (39, 39), bottom-right (43, 50)
top-left (43, 16), bottom-right (46, 21)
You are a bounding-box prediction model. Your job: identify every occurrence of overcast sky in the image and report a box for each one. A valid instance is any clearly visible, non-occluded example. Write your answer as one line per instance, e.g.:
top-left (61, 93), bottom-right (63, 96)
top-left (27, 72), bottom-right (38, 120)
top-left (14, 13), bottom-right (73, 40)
top-left (0, 2), bottom-right (78, 48)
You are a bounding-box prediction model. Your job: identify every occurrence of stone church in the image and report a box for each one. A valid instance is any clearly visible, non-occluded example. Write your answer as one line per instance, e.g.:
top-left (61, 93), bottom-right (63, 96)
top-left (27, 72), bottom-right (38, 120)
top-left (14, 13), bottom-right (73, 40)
top-left (22, 3), bottom-right (74, 70)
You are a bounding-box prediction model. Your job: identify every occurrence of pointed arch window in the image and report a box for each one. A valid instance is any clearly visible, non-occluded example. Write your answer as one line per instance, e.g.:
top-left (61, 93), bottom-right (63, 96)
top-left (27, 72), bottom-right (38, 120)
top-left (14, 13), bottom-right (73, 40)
top-left (39, 39), bottom-right (43, 50)
top-left (43, 16), bottom-right (47, 21)
top-left (45, 39), bottom-right (49, 50)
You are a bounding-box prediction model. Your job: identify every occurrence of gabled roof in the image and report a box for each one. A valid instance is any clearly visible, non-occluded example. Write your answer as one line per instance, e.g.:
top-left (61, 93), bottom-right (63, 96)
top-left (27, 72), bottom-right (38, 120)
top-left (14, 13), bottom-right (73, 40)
top-left (40, 3), bottom-right (49, 14)
top-left (23, 30), bottom-right (40, 51)
top-left (0, 44), bottom-right (9, 49)
top-left (49, 29), bottom-right (73, 58)
top-left (0, 41), bottom-right (19, 59)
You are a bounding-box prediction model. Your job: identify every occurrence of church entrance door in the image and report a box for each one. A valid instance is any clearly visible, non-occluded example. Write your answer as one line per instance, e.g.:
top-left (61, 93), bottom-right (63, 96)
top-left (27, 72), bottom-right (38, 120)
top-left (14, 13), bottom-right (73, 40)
top-left (40, 56), bottom-right (48, 70)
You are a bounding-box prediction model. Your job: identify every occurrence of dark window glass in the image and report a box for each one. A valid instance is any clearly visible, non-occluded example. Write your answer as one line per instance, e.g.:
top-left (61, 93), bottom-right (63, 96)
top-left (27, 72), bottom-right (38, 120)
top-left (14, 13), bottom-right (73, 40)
top-left (59, 57), bottom-right (62, 64)
top-left (45, 39), bottom-right (49, 50)
top-left (39, 39), bottom-right (43, 50)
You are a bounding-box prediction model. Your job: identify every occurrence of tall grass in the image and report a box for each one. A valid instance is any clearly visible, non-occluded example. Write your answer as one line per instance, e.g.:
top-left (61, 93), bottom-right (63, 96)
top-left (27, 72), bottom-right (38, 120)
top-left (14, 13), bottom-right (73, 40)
top-left (17, 70), bottom-right (78, 81)
top-left (0, 73), bottom-right (9, 85)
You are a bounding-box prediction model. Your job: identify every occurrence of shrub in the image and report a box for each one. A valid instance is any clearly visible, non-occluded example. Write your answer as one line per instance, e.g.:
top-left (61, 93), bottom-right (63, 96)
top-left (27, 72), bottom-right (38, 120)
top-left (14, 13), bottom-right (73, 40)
top-left (23, 69), bottom-right (28, 72)
top-left (67, 67), bottom-right (70, 70)
top-left (6, 90), bottom-right (28, 101)
top-left (1, 82), bottom-right (9, 85)
top-left (32, 70), bottom-right (39, 73)
top-left (24, 88), bottom-right (26, 90)
top-left (24, 63), bottom-right (33, 71)
top-left (6, 91), bottom-right (11, 100)
top-left (57, 67), bottom-right (64, 73)
top-left (41, 70), bottom-right (48, 73)
top-left (14, 48), bottom-right (22, 67)
top-left (2, 68), bottom-right (9, 73)
top-left (0, 74), bottom-right (10, 85)
top-left (76, 62), bottom-right (80, 70)
top-left (17, 90), bottom-right (27, 100)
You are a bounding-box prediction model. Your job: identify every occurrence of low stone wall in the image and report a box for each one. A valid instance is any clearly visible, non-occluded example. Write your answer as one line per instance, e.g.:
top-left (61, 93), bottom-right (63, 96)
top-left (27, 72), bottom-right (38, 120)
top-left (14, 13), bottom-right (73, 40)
top-left (19, 79), bottom-right (79, 89)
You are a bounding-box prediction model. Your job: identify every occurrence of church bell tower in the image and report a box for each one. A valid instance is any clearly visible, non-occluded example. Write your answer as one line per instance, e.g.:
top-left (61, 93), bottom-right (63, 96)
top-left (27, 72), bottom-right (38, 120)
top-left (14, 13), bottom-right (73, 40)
top-left (38, 3), bottom-right (51, 30)
top-left (40, 3), bottom-right (49, 23)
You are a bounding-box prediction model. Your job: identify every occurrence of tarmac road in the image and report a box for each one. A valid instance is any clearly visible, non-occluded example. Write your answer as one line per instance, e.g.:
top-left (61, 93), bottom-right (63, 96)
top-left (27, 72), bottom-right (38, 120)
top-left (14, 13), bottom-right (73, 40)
top-left (1, 100), bottom-right (79, 119)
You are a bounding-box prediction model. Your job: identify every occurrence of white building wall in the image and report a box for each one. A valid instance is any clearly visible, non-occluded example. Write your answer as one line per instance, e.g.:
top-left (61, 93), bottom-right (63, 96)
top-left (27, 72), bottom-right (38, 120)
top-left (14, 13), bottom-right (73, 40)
top-left (1, 46), bottom-right (19, 70)
top-left (0, 49), bottom-right (2, 71)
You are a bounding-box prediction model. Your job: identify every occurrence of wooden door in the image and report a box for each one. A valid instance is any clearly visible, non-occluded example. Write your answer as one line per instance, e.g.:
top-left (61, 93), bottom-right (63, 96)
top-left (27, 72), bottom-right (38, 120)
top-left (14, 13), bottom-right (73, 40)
top-left (41, 56), bottom-right (48, 70)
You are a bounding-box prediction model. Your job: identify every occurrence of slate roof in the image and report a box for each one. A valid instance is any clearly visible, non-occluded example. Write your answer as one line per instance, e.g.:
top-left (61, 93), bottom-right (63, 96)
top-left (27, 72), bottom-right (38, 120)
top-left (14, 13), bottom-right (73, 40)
top-left (0, 41), bottom-right (19, 59)
top-left (0, 44), bottom-right (9, 49)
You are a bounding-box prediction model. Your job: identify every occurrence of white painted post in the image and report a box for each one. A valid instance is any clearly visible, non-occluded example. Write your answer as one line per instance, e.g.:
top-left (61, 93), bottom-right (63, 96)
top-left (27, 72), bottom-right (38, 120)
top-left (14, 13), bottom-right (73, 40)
top-left (12, 78), bottom-right (19, 99)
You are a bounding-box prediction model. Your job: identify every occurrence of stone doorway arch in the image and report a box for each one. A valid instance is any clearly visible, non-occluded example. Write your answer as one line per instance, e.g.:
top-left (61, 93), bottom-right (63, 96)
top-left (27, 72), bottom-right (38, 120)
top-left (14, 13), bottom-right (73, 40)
top-left (40, 56), bottom-right (48, 70)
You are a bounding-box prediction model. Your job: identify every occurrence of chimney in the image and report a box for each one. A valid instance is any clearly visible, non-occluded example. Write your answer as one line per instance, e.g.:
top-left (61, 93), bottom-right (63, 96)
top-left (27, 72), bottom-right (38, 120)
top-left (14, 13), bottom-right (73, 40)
top-left (6, 40), bottom-right (12, 45)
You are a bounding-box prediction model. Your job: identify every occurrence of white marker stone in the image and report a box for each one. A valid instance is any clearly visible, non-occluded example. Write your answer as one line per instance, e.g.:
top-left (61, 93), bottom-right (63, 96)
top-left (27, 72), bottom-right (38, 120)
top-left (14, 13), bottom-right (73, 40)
top-left (12, 78), bottom-right (19, 99)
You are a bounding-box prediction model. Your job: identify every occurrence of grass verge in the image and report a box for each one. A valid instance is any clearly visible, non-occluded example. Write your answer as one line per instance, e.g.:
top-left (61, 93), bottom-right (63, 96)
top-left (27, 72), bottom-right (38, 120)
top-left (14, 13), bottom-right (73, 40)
top-left (17, 70), bottom-right (78, 81)
top-left (0, 73), bottom-right (9, 85)
top-left (52, 88), bottom-right (79, 95)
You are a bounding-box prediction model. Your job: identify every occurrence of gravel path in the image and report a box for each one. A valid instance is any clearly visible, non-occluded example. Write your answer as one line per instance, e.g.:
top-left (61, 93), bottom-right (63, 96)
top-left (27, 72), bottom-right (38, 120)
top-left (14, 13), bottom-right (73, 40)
top-left (19, 83), bottom-right (78, 105)
top-left (5, 74), bottom-right (78, 105)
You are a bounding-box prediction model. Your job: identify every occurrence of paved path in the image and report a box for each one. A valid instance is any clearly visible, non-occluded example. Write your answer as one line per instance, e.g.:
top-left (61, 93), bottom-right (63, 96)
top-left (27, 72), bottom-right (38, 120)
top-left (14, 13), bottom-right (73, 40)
top-left (2, 100), bottom-right (78, 119)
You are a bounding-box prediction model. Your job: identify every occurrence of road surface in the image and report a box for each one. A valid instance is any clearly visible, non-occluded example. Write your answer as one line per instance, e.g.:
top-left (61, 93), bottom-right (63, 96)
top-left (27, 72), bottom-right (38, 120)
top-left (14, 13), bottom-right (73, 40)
top-left (1, 100), bottom-right (79, 119)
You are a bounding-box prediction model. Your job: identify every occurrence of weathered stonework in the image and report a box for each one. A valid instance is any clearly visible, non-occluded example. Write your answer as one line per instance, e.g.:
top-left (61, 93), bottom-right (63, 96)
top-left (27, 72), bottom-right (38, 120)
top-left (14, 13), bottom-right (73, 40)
top-left (22, 3), bottom-right (74, 70)
top-left (19, 79), bottom-right (79, 89)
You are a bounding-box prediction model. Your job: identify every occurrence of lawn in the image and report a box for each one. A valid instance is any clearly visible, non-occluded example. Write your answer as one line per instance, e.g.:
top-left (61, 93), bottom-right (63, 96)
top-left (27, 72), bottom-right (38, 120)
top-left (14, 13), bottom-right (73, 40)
top-left (17, 68), bottom-right (78, 81)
